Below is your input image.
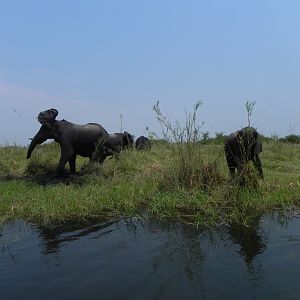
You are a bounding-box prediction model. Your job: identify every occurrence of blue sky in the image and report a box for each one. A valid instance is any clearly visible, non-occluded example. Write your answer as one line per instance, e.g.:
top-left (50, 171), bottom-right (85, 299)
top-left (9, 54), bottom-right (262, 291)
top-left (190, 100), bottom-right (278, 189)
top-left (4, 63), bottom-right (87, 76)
top-left (1, 0), bottom-right (300, 145)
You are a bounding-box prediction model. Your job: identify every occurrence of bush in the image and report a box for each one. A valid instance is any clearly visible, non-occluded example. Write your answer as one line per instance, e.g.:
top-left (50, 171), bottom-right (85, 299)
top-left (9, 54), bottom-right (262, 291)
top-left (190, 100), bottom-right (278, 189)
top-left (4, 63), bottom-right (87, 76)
top-left (284, 134), bottom-right (300, 144)
top-left (153, 101), bottom-right (223, 190)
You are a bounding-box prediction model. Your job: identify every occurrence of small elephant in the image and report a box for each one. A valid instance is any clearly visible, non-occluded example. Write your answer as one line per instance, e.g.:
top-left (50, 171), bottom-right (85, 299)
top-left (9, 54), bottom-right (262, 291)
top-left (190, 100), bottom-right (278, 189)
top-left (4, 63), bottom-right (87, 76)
top-left (102, 131), bottom-right (134, 158)
top-left (224, 127), bottom-right (263, 180)
top-left (135, 136), bottom-right (151, 150)
top-left (27, 108), bottom-right (109, 175)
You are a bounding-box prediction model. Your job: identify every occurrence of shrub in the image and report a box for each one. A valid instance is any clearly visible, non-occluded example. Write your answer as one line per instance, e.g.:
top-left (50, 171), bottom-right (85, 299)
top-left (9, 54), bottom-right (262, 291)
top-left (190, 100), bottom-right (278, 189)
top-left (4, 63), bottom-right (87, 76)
top-left (284, 134), bottom-right (300, 144)
top-left (153, 101), bottom-right (223, 190)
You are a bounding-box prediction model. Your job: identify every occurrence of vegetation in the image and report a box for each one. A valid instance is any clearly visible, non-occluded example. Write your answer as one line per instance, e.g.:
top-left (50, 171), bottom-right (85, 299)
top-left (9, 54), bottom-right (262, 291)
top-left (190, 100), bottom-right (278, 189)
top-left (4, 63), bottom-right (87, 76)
top-left (0, 137), bottom-right (300, 227)
top-left (245, 100), bottom-right (256, 127)
top-left (1, 103), bottom-right (300, 227)
top-left (279, 134), bottom-right (300, 144)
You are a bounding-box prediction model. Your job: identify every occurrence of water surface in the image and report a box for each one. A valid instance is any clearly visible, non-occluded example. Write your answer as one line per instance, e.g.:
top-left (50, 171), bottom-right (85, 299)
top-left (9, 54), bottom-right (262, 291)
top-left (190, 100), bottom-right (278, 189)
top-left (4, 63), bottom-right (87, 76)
top-left (1, 214), bottom-right (300, 300)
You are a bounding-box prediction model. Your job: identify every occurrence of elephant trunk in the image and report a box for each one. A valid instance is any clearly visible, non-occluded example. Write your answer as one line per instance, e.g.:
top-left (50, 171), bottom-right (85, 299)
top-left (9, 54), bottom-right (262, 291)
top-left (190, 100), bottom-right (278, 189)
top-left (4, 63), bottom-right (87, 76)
top-left (26, 126), bottom-right (51, 159)
top-left (27, 139), bottom-right (38, 159)
top-left (26, 137), bottom-right (44, 159)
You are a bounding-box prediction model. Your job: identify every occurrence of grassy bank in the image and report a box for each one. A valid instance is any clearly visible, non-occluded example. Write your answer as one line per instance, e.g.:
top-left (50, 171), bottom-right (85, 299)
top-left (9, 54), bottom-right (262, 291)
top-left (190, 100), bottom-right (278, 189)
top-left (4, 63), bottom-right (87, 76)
top-left (1, 140), bottom-right (300, 226)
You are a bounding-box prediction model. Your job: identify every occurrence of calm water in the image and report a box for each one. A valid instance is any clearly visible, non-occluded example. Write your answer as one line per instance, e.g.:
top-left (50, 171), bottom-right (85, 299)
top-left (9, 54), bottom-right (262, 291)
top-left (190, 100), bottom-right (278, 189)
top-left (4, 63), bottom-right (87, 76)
top-left (1, 215), bottom-right (300, 300)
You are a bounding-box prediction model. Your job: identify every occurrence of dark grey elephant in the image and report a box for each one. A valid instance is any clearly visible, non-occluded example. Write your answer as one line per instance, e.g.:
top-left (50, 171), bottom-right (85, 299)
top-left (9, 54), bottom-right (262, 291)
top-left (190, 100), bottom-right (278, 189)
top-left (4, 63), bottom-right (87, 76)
top-left (27, 108), bottom-right (109, 175)
top-left (224, 127), bottom-right (263, 180)
top-left (135, 136), bottom-right (151, 150)
top-left (102, 131), bottom-right (134, 158)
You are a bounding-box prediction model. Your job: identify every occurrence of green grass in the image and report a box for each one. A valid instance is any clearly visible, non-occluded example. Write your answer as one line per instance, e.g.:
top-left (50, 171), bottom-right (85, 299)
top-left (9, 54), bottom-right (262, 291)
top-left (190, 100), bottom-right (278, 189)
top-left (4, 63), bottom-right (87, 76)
top-left (0, 140), bottom-right (300, 226)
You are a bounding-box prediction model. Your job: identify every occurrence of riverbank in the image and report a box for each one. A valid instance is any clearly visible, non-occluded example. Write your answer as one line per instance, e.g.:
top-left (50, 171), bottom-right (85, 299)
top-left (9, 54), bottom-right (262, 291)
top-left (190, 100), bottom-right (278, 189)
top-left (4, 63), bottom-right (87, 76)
top-left (1, 140), bottom-right (300, 226)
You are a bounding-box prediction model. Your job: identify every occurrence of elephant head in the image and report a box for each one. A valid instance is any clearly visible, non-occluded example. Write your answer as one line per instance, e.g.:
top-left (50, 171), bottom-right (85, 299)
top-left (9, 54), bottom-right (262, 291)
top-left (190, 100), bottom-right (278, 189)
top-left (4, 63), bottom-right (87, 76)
top-left (38, 108), bottom-right (58, 127)
top-left (26, 109), bottom-right (58, 159)
top-left (236, 127), bottom-right (262, 160)
top-left (123, 131), bottom-right (134, 147)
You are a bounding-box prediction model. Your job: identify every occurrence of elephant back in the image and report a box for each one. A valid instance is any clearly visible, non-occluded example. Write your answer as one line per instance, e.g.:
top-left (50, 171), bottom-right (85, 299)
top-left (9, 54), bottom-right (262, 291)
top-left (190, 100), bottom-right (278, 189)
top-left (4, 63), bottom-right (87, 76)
top-left (136, 136), bottom-right (151, 150)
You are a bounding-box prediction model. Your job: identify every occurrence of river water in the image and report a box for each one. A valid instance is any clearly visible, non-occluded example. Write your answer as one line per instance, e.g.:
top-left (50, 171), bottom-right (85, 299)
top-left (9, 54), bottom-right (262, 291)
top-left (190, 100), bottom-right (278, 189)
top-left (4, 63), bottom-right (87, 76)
top-left (1, 214), bottom-right (300, 300)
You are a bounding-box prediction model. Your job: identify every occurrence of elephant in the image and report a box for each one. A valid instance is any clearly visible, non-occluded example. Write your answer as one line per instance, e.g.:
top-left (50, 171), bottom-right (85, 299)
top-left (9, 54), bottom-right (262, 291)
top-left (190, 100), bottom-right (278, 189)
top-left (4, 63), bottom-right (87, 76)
top-left (102, 131), bottom-right (134, 158)
top-left (27, 108), bottom-right (109, 175)
top-left (224, 127), bottom-right (263, 180)
top-left (135, 136), bottom-right (151, 150)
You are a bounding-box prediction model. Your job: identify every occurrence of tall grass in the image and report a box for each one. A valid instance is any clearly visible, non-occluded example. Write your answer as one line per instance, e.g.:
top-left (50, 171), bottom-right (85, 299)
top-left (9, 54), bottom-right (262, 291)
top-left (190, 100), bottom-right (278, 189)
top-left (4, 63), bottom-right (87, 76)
top-left (0, 139), bottom-right (300, 226)
top-left (153, 101), bottom-right (223, 190)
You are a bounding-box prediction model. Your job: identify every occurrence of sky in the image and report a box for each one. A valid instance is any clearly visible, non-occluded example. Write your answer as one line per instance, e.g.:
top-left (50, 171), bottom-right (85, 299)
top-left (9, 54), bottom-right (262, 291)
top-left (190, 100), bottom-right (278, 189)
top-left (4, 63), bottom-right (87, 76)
top-left (1, 0), bottom-right (300, 145)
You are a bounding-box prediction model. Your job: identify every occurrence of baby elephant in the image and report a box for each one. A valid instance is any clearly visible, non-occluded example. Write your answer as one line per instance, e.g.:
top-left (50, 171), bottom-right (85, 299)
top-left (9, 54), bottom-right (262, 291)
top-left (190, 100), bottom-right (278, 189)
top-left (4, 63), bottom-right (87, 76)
top-left (224, 127), bottom-right (263, 180)
top-left (135, 136), bottom-right (151, 150)
top-left (101, 131), bottom-right (134, 159)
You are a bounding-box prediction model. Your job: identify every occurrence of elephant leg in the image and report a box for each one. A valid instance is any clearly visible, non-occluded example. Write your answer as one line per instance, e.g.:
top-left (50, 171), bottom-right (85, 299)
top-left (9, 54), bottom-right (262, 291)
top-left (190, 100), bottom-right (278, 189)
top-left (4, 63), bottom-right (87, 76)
top-left (69, 154), bottom-right (77, 174)
top-left (229, 167), bottom-right (235, 180)
top-left (253, 155), bottom-right (263, 179)
top-left (58, 146), bottom-right (74, 176)
top-left (226, 156), bottom-right (236, 181)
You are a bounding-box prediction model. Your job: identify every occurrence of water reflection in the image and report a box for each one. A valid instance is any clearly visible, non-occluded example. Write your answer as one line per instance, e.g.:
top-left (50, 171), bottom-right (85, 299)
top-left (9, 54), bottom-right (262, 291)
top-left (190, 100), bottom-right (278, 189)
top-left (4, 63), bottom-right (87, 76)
top-left (228, 218), bottom-right (267, 265)
top-left (149, 223), bottom-right (206, 282)
top-left (1, 216), bottom-right (300, 300)
top-left (1, 218), bottom-right (268, 266)
top-left (0, 220), bottom-right (32, 263)
top-left (37, 221), bottom-right (116, 254)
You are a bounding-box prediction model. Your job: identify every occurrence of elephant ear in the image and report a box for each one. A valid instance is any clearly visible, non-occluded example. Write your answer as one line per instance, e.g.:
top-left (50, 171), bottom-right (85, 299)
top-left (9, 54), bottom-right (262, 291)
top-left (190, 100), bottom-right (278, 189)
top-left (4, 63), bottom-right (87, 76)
top-left (123, 131), bottom-right (133, 146)
top-left (38, 108), bottom-right (58, 126)
top-left (236, 130), bottom-right (244, 142)
top-left (254, 139), bottom-right (262, 154)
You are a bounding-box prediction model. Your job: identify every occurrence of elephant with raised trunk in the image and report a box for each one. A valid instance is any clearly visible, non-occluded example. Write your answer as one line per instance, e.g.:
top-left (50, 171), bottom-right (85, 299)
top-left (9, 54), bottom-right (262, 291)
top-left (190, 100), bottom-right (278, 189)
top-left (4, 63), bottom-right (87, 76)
top-left (224, 127), bottom-right (263, 180)
top-left (27, 108), bottom-right (109, 175)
